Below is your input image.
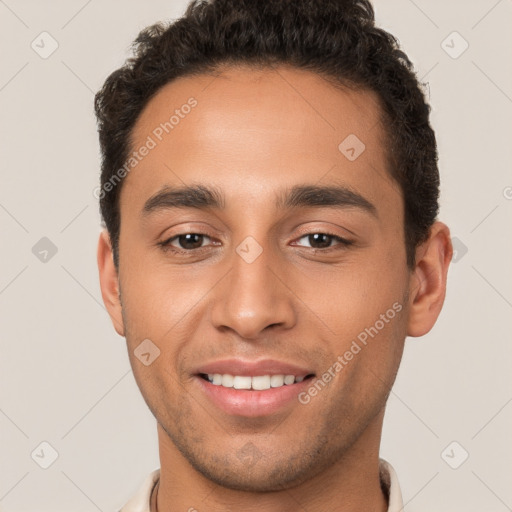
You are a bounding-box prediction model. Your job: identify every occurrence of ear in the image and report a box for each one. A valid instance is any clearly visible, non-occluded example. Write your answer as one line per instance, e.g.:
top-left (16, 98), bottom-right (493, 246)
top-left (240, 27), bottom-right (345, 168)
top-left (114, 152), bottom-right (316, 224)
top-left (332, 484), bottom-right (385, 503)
top-left (97, 229), bottom-right (125, 336)
top-left (407, 221), bottom-right (453, 337)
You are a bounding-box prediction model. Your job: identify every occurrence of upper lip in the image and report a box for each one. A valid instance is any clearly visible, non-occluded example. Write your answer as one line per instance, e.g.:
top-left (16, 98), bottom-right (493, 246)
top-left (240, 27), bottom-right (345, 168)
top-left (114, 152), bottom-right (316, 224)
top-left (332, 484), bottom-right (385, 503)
top-left (194, 359), bottom-right (315, 377)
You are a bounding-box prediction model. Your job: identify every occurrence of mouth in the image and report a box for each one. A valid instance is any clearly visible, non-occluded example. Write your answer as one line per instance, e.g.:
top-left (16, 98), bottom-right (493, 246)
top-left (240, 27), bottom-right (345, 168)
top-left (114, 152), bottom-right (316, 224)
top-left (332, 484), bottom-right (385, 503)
top-left (198, 372), bottom-right (315, 390)
top-left (193, 360), bottom-right (316, 417)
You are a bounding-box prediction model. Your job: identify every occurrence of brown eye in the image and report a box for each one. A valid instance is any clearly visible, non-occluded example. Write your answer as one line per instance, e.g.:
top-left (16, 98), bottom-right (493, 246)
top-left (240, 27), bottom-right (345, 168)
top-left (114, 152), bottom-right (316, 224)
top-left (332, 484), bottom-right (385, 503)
top-left (306, 233), bottom-right (333, 249)
top-left (163, 233), bottom-right (211, 250)
top-left (294, 232), bottom-right (352, 250)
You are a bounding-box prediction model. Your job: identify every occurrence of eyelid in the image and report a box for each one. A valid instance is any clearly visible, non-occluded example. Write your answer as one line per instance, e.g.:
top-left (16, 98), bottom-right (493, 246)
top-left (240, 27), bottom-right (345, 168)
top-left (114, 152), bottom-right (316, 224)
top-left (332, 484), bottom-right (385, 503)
top-left (171, 234), bottom-right (209, 248)
top-left (158, 228), bottom-right (354, 255)
top-left (292, 221), bottom-right (354, 240)
top-left (291, 232), bottom-right (353, 249)
top-left (158, 232), bottom-right (218, 251)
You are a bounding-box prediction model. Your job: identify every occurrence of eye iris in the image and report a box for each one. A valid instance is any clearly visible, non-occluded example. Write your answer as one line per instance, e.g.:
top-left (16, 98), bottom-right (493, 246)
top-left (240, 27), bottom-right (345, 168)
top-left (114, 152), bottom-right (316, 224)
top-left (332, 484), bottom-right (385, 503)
top-left (309, 233), bottom-right (332, 249)
top-left (179, 233), bottom-right (204, 249)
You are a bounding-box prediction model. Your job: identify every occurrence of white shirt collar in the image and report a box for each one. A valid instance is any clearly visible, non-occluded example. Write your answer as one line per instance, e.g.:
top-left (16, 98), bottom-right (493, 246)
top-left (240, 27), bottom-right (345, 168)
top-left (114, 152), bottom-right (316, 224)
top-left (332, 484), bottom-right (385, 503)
top-left (379, 459), bottom-right (404, 511)
top-left (120, 458), bottom-right (404, 512)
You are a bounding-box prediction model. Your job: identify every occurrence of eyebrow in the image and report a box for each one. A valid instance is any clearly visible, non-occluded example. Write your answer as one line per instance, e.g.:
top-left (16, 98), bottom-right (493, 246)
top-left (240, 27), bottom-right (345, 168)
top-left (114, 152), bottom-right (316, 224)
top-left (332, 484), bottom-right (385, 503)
top-left (143, 183), bottom-right (377, 218)
top-left (277, 184), bottom-right (377, 217)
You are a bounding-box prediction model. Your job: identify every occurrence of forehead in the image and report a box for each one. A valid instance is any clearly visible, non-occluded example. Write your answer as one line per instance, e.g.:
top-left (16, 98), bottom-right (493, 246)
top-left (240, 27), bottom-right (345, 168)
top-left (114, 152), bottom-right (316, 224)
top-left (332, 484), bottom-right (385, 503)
top-left (124, 65), bottom-right (399, 213)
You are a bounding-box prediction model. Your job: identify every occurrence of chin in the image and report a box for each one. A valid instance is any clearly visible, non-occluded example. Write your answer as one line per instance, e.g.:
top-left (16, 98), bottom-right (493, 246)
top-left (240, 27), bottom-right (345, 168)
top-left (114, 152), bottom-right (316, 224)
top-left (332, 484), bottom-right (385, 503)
top-left (174, 434), bottom-right (340, 493)
top-left (191, 459), bottom-right (313, 493)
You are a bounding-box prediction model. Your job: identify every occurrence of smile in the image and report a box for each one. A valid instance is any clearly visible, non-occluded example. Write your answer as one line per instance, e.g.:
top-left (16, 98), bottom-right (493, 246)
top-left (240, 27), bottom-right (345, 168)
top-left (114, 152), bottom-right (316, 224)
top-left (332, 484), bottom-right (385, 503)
top-left (200, 373), bottom-right (311, 390)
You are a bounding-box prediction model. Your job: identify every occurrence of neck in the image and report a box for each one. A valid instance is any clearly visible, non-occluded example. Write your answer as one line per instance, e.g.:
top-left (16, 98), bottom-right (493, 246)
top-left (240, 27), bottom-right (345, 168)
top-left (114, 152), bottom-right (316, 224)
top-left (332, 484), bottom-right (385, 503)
top-left (153, 410), bottom-right (388, 512)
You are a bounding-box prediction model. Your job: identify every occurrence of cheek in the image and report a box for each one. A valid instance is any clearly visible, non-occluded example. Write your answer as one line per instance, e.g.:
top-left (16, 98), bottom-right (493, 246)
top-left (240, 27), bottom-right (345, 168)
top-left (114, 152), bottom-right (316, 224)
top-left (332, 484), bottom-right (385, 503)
top-left (119, 253), bottom-right (203, 335)
top-left (302, 247), bottom-right (408, 383)
top-left (297, 256), bottom-right (405, 337)
top-left (321, 303), bottom-right (407, 422)
top-left (118, 259), bottom-right (219, 387)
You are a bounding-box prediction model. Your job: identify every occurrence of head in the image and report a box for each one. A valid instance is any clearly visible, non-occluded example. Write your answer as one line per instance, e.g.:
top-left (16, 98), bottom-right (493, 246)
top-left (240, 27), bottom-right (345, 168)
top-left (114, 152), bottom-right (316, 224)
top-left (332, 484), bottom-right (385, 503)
top-left (96, 0), bottom-right (452, 493)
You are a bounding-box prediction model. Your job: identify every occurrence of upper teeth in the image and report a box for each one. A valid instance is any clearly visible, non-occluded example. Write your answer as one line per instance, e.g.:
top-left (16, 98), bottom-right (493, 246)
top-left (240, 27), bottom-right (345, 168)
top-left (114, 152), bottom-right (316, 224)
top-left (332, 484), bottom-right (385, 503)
top-left (207, 374), bottom-right (305, 390)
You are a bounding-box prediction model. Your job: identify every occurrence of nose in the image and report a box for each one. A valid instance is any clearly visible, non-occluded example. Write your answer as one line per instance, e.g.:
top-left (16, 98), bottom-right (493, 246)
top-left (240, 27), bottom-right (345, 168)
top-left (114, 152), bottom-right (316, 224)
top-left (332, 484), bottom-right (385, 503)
top-left (209, 241), bottom-right (297, 340)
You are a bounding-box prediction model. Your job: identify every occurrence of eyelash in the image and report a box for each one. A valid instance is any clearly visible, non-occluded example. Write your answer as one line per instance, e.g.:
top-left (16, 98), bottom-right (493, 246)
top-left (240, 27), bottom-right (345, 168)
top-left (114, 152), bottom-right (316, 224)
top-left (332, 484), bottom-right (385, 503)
top-left (158, 231), bottom-right (354, 255)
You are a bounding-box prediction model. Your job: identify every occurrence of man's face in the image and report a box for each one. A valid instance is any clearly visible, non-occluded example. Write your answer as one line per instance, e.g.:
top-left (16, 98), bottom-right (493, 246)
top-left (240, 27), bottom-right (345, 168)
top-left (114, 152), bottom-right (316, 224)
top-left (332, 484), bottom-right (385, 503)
top-left (116, 65), bottom-right (411, 491)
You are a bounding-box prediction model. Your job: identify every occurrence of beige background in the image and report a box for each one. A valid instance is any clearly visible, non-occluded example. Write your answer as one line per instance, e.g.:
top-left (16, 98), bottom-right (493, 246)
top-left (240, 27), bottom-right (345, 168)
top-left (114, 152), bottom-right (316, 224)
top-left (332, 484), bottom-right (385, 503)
top-left (1, 0), bottom-right (511, 510)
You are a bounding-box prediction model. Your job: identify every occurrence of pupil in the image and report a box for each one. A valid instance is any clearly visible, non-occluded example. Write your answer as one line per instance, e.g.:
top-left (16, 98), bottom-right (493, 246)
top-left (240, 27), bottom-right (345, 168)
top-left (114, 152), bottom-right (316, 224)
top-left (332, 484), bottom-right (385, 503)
top-left (180, 233), bottom-right (203, 249)
top-left (310, 233), bottom-right (331, 249)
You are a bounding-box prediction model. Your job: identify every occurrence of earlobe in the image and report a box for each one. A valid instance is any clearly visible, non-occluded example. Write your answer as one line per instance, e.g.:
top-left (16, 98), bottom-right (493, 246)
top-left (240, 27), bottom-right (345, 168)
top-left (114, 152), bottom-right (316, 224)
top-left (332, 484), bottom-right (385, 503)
top-left (97, 230), bottom-right (125, 336)
top-left (407, 221), bottom-right (453, 337)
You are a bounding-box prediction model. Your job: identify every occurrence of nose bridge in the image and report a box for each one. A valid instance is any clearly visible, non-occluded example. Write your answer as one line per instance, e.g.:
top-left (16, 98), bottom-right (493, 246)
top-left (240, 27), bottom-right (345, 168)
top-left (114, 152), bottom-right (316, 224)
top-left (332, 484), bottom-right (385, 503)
top-left (209, 236), bottom-right (296, 338)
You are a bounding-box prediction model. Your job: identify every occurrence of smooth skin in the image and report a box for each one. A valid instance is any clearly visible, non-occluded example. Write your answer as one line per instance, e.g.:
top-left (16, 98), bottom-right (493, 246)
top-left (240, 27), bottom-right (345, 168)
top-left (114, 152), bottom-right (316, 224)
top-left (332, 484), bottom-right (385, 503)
top-left (98, 64), bottom-right (452, 511)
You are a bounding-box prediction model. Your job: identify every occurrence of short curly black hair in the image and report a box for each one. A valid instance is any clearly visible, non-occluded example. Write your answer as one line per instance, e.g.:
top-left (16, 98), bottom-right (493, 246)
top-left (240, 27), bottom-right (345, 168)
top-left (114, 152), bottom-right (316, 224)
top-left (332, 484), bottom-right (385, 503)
top-left (95, 0), bottom-right (439, 270)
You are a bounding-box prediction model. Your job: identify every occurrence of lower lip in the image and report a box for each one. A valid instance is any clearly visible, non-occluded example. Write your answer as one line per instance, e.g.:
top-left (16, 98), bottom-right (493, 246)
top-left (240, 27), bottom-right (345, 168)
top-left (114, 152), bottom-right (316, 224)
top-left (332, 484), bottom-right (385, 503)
top-left (196, 376), bottom-right (313, 417)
